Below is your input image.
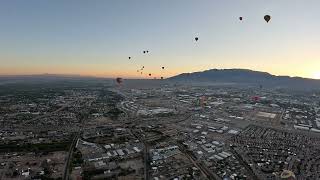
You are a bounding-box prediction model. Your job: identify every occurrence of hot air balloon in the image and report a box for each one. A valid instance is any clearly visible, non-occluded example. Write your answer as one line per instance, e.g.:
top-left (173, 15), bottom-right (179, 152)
top-left (161, 77), bottom-right (164, 79)
top-left (264, 15), bottom-right (271, 23)
top-left (116, 78), bottom-right (123, 85)
top-left (143, 51), bottom-right (146, 54)
top-left (195, 37), bottom-right (199, 41)
top-left (141, 72), bottom-right (143, 74)
top-left (128, 57), bottom-right (131, 60)
top-left (239, 17), bottom-right (243, 21)
top-left (149, 73), bottom-right (151, 76)
top-left (252, 96), bottom-right (260, 101)
top-left (200, 96), bottom-right (207, 108)
top-left (146, 50), bottom-right (149, 53)
top-left (162, 67), bottom-right (164, 70)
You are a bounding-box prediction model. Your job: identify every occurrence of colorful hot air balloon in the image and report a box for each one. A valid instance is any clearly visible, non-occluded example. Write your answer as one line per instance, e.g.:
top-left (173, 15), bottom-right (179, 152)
top-left (200, 96), bottom-right (207, 108)
top-left (264, 15), bottom-right (271, 23)
top-left (252, 96), bottom-right (260, 101)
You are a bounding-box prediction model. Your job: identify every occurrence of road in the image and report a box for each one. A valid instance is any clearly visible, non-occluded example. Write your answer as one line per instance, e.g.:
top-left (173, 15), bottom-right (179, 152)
top-left (62, 99), bottom-right (93, 180)
top-left (229, 147), bottom-right (259, 180)
top-left (143, 143), bottom-right (150, 180)
top-left (24, 101), bottom-right (74, 125)
top-left (130, 127), bottom-right (150, 180)
top-left (62, 133), bottom-right (80, 180)
top-left (176, 142), bottom-right (218, 180)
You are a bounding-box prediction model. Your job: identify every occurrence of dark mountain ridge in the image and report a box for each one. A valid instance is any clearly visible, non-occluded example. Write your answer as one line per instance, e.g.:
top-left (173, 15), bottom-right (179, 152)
top-left (169, 69), bottom-right (320, 90)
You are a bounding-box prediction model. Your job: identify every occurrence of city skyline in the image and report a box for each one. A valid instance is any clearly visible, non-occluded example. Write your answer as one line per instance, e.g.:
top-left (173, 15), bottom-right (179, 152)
top-left (1, 0), bottom-right (320, 79)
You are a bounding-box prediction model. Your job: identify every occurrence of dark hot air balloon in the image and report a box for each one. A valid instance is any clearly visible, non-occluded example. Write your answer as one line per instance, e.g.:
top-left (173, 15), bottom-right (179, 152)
top-left (116, 78), bottom-right (123, 85)
top-left (128, 57), bottom-right (131, 60)
top-left (143, 51), bottom-right (146, 54)
top-left (162, 67), bottom-right (164, 69)
top-left (149, 73), bottom-right (151, 76)
top-left (161, 77), bottom-right (164, 79)
top-left (195, 37), bottom-right (199, 41)
top-left (264, 15), bottom-right (271, 23)
top-left (239, 17), bottom-right (243, 21)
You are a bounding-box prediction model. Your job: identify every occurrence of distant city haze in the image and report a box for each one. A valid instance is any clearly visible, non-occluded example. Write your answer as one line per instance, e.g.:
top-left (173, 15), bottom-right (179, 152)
top-left (1, 0), bottom-right (320, 79)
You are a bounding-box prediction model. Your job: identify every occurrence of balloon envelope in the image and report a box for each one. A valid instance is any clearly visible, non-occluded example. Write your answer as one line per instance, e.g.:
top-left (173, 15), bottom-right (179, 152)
top-left (239, 17), bottom-right (243, 21)
top-left (195, 37), bottom-right (199, 41)
top-left (252, 96), bottom-right (260, 101)
top-left (264, 15), bottom-right (271, 23)
top-left (116, 78), bottom-right (123, 84)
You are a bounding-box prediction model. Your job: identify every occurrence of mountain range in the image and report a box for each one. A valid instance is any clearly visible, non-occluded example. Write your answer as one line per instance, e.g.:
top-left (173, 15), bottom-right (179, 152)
top-left (169, 69), bottom-right (320, 90)
top-left (1, 69), bottom-right (320, 90)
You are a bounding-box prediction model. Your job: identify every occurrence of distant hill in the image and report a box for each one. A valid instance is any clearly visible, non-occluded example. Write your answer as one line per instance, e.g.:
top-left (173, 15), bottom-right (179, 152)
top-left (168, 69), bottom-right (320, 90)
top-left (0, 74), bottom-right (110, 85)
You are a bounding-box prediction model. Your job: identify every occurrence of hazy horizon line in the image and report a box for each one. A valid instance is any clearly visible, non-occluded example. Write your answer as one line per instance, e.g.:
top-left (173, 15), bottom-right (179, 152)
top-left (1, 68), bottom-right (320, 80)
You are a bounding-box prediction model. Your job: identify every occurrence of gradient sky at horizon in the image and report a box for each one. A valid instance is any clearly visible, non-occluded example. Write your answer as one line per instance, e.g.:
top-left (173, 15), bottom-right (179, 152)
top-left (1, 0), bottom-right (320, 79)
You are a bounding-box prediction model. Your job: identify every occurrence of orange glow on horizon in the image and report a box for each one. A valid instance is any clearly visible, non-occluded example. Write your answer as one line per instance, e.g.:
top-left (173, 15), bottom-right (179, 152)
top-left (1, 55), bottom-right (320, 79)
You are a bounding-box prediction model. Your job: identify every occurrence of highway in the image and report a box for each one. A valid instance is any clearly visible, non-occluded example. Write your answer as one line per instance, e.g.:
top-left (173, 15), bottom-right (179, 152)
top-left (62, 99), bottom-right (93, 180)
top-left (143, 143), bottom-right (150, 180)
top-left (130, 127), bottom-right (150, 180)
top-left (62, 133), bottom-right (80, 180)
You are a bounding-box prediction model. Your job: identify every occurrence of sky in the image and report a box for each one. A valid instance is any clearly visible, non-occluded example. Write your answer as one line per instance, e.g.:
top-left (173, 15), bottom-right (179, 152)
top-left (1, 0), bottom-right (320, 79)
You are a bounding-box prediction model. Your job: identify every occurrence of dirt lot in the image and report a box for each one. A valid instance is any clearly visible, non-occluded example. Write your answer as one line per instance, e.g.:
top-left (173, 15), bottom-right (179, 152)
top-left (0, 151), bottom-right (67, 179)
